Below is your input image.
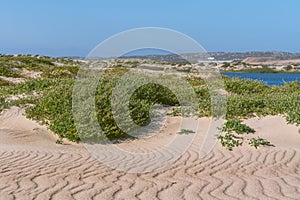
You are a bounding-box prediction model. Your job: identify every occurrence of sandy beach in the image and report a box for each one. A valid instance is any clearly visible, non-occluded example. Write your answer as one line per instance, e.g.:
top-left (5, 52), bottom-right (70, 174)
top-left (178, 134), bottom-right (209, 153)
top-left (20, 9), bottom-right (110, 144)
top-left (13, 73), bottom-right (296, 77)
top-left (0, 107), bottom-right (299, 199)
top-left (2, 0), bottom-right (300, 199)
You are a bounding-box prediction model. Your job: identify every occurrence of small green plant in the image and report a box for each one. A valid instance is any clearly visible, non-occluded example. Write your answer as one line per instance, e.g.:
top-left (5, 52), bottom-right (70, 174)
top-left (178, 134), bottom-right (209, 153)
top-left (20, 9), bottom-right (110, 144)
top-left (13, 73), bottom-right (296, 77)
top-left (177, 129), bottom-right (195, 135)
top-left (248, 137), bottom-right (274, 149)
top-left (221, 119), bottom-right (255, 134)
top-left (217, 133), bottom-right (243, 150)
top-left (56, 138), bottom-right (63, 144)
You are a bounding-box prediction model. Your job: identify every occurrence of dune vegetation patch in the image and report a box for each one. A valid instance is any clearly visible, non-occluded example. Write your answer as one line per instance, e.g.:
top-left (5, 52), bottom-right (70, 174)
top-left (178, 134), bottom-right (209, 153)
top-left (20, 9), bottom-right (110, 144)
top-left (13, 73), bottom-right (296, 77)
top-left (0, 55), bottom-right (299, 144)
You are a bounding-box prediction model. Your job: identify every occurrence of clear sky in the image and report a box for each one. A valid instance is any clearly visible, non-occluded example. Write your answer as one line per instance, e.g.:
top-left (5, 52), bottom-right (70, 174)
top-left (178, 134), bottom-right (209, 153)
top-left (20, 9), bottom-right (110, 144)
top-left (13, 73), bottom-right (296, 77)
top-left (1, 0), bottom-right (300, 56)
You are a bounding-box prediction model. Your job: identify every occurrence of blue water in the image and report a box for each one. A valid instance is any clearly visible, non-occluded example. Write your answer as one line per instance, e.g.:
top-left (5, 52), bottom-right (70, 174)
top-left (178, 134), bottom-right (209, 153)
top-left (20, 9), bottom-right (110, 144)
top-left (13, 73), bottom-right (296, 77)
top-left (221, 72), bottom-right (300, 86)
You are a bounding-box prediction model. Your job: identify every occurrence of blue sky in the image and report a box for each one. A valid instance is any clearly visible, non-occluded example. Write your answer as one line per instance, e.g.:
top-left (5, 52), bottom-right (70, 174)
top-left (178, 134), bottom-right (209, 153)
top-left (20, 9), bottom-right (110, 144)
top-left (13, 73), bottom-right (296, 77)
top-left (1, 0), bottom-right (300, 56)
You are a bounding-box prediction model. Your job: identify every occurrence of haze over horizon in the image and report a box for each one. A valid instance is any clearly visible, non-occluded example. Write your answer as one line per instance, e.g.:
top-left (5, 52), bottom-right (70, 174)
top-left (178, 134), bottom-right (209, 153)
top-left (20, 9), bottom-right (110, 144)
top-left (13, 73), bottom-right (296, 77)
top-left (1, 0), bottom-right (300, 57)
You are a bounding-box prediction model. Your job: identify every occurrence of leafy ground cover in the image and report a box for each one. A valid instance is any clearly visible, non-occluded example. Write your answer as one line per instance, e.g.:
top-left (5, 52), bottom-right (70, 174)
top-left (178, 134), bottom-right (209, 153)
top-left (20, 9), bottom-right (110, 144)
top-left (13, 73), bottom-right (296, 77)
top-left (0, 56), bottom-right (299, 144)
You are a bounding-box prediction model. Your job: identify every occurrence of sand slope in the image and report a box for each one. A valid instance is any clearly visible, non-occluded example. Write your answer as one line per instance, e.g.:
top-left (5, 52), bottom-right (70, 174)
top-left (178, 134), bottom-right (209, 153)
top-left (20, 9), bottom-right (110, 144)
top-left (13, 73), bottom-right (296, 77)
top-left (0, 107), bottom-right (299, 199)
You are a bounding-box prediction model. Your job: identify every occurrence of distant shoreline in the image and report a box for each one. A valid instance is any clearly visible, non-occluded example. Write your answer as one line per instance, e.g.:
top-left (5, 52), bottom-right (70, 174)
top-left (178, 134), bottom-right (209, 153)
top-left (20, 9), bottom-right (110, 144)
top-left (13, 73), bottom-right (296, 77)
top-left (221, 71), bottom-right (300, 86)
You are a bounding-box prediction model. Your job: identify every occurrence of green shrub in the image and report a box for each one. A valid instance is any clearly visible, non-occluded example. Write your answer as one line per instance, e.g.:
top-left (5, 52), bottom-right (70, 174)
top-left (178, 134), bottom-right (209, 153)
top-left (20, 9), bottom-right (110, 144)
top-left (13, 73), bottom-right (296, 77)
top-left (95, 77), bottom-right (179, 140)
top-left (25, 70), bottom-right (180, 142)
top-left (26, 79), bottom-right (80, 142)
top-left (226, 95), bottom-right (267, 118)
top-left (225, 78), bottom-right (269, 95)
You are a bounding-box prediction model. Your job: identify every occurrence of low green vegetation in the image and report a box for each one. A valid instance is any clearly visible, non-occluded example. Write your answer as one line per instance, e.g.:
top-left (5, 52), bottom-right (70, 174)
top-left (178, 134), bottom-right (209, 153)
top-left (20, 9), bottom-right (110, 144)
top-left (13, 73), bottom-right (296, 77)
top-left (236, 66), bottom-right (279, 73)
top-left (221, 119), bottom-right (255, 134)
top-left (225, 78), bottom-right (300, 121)
top-left (220, 62), bottom-right (300, 73)
top-left (221, 62), bottom-right (231, 68)
top-left (177, 129), bottom-right (195, 135)
top-left (25, 79), bottom-right (80, 141)
top-left (0, 79), bottom-right (11, 87)
top-left (0, 96), bottom-right (6, 111)
top-left (248, 137), bottom-right (274, 149)
top-left (284, 65), bottom-right (293, 71)
top-left (0, 65), bottom-right (22, 77)
top-left (55, 138), bottom-right (63, 144)
top-left (286, 105), bottom-right (300, 126)
top-left (217, 119), bottom-right (273, 150)
top-left (217, 132), bottom-right (243, 150)
top-left (0, 55), bottom-right (299, 144)
top-left (0, 55), bottom-right (79, 78)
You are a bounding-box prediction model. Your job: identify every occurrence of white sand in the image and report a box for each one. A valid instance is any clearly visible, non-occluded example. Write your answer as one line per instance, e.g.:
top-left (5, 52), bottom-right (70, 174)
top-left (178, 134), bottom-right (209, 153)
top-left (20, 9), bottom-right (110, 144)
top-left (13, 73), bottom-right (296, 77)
top-left (0, 107), bottom-right (299, 199)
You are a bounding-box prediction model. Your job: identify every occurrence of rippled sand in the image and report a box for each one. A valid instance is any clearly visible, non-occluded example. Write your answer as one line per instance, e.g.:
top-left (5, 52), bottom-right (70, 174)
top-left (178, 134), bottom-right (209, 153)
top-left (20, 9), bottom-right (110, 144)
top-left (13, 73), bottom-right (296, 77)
top-left (0, 107), bottom-right (299, 199)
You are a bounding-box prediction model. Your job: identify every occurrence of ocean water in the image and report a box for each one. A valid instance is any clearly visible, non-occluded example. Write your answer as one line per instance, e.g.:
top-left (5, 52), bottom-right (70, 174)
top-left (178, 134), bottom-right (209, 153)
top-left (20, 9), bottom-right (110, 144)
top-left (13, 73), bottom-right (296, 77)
top-left (221, 72), bottom-right (300, 86)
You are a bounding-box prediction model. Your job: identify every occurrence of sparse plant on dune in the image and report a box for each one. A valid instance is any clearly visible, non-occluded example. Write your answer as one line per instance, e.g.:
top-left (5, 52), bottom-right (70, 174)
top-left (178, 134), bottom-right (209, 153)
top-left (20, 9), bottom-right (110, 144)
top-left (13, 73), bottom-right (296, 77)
top-left (217, 119), bottom-right (273, 150)
top-left (177, 129), bottom-right (195, 135)
top-left (217, 133), bottom-right (243, 151)
top-left (248, 137), bottom-right (274, 149)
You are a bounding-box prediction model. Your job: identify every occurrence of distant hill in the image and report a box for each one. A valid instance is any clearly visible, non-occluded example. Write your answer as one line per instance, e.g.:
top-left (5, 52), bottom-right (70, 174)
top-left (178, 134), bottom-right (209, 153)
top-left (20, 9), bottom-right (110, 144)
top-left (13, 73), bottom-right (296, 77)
top-left (123, 52), bottom-right (300, 63)
top-left (207, 52), bottom-right (300, 61)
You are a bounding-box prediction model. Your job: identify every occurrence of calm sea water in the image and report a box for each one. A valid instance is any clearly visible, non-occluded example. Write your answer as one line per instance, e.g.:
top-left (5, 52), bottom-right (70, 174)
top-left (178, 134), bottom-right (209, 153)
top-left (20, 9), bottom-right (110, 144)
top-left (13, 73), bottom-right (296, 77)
top-left (221, 72), bottom-right (300, 86)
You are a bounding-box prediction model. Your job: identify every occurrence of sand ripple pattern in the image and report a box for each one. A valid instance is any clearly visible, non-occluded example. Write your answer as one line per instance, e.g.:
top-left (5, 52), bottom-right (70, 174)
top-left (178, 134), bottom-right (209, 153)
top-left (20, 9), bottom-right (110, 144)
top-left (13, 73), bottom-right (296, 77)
top-left (0, 108), bottom-right (299, 199)
top-left (0, 147), bottom-right (299, 200)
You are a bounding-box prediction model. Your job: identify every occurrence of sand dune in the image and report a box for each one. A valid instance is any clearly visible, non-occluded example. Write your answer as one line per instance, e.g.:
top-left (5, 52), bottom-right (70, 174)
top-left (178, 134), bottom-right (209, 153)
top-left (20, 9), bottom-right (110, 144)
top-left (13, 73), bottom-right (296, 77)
top-left (243, 57), bottom-right (300, 66)
top-left (0, 107), bottom-right (299, 199)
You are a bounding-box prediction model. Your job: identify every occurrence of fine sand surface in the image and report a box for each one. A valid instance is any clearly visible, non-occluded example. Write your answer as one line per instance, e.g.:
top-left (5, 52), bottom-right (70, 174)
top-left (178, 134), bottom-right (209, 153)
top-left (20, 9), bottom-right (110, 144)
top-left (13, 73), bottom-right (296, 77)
top-left (0, 107), bottom-right (299, 199)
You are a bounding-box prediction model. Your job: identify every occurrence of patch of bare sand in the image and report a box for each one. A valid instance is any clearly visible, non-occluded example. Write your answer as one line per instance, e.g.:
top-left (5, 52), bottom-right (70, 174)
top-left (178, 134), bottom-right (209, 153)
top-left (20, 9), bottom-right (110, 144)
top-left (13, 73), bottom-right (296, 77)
top-left (0, 106), bottom-right (82, 151)
top-left (0, 76), bottom-right (24, 84)
top-left (244, 116), bottom-right (300, 148)
top-left (0, 107), bottom-right (299, 199)
top-left (20, 69), bottom-right (42, 79)
top-left (243, 57), bottom-right (300, 66)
